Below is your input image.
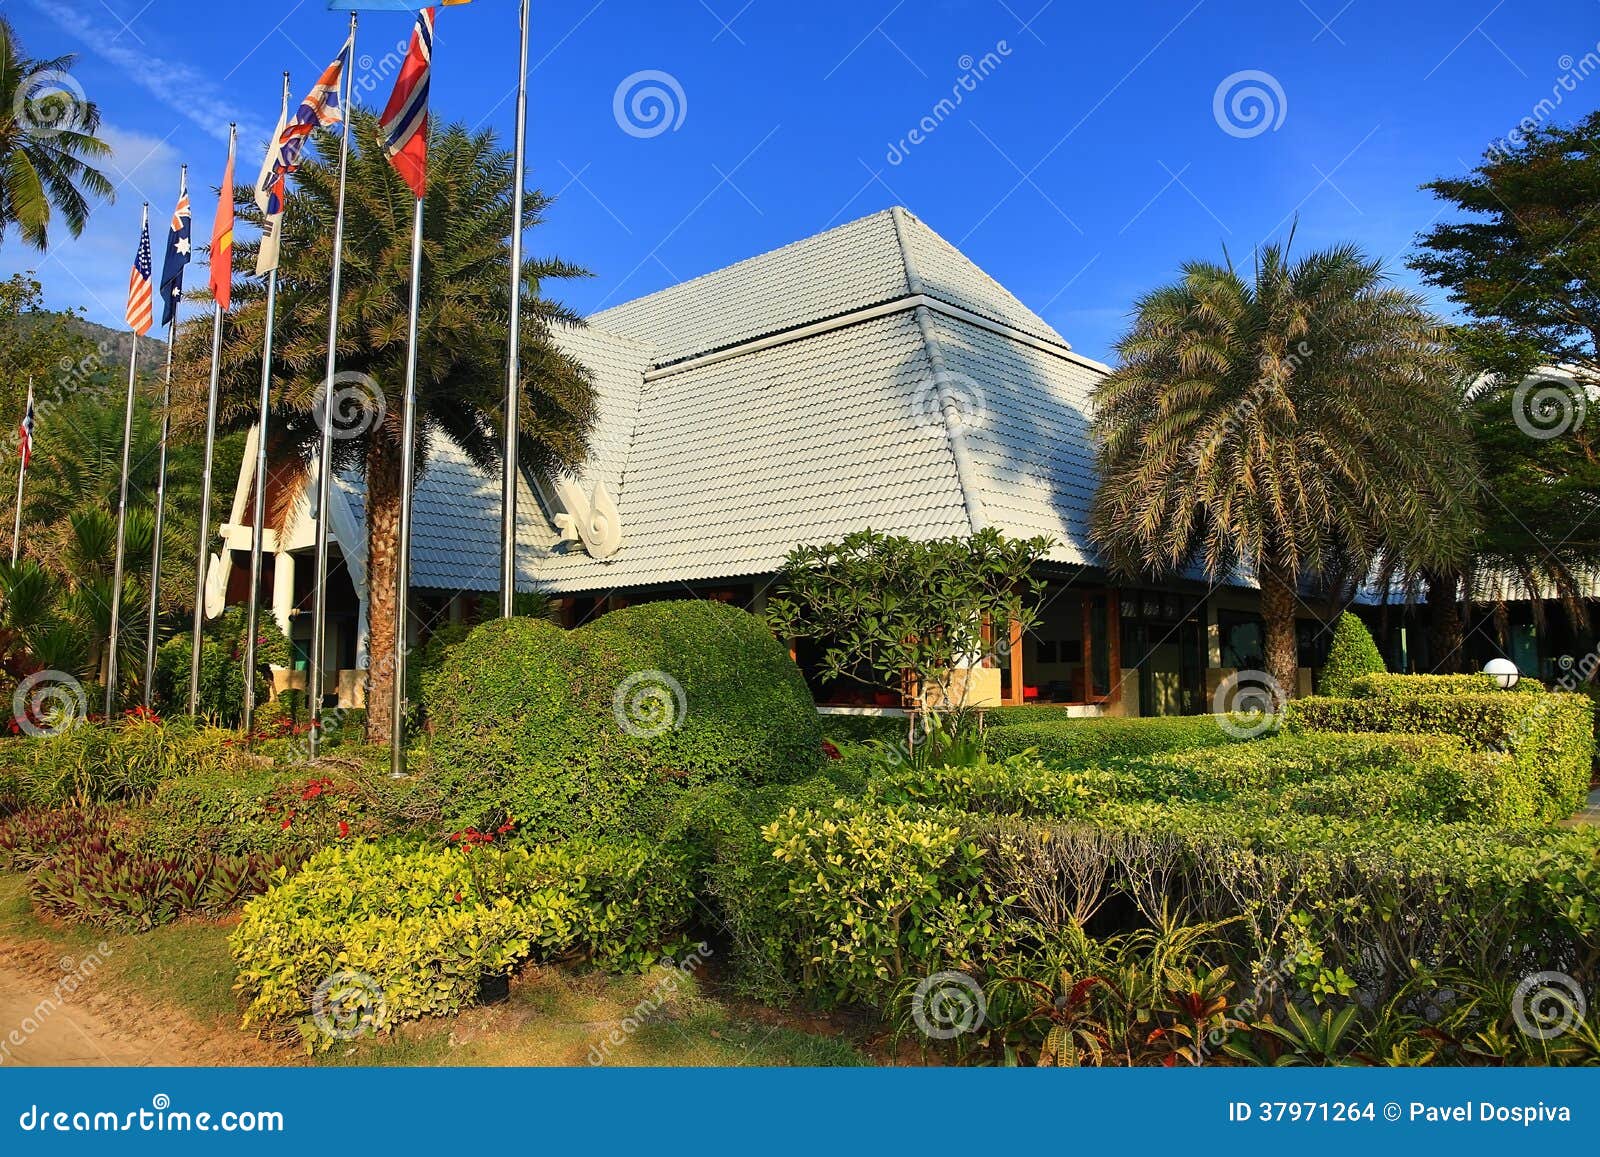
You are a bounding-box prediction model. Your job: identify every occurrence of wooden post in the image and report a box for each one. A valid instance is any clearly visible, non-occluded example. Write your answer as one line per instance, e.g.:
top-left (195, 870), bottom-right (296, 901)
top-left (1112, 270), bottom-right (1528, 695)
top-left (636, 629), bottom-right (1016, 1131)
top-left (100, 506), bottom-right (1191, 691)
top-left (1007, 617), bottom-right (1024, 706)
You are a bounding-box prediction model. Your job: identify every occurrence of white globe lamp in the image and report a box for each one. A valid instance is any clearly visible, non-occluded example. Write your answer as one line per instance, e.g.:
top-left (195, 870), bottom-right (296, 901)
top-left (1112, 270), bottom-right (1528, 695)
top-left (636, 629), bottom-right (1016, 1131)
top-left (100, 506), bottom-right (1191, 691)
top-left (1483, 657), bottom-right (1520, 690)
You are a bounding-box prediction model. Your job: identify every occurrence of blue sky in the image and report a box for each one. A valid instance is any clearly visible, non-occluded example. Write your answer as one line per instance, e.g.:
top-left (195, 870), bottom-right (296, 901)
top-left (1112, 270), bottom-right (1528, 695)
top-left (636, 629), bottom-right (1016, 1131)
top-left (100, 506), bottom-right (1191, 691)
top-left (3, 0), bottom-right (1597, 363)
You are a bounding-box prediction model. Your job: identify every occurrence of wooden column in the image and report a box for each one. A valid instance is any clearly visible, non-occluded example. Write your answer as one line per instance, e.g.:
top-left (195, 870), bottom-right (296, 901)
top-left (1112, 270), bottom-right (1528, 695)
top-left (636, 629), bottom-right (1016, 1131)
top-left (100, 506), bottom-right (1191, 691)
top-left (1007, 618), bottom-right (1024, 705)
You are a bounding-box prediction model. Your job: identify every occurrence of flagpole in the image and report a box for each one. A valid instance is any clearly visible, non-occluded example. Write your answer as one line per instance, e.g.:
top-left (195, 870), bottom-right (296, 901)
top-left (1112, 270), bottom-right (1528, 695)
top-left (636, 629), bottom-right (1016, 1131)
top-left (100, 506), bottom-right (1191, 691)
top-left (190, 301), bottom-right (225, 713)
top-left (243, 74), bottom-right (289, 737)
top-left (10, 378), bottom-right (30, 567)
top-left (142, 166), bottom-right (186, 707)
top-left (191, 124), bottom-right (236, 716)
top-left (309, 11), bottom-right (358, 759)
top-left (391, 195), bottom-right (424, 778)
top-left (106, 206), bottom-right (147, 718)
top-left (500, 0), bottom-right (533, 617)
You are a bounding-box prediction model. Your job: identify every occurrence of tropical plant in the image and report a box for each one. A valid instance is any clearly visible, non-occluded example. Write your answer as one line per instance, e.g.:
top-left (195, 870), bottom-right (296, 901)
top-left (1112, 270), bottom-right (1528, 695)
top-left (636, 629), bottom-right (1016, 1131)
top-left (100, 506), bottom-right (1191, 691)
top-left (0, 18), bottom-right (114, 249)
top-left (1090, 242), bottom-right (1479, 700)
top-left (1316, 612), bottom-right (1385, 696)
top-left (176, 109), bottom-right (595, 744)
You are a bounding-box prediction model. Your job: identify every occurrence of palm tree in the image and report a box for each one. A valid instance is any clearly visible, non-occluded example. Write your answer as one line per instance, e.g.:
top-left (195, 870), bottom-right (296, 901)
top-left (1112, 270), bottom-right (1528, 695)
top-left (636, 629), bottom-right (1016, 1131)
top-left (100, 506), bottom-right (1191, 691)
top-left (0, 17), bottom-right (114, 249)
top-left (177, 110), bottom-right (595, 743)
top-left (1090, 242), bottom-right (1478, 701)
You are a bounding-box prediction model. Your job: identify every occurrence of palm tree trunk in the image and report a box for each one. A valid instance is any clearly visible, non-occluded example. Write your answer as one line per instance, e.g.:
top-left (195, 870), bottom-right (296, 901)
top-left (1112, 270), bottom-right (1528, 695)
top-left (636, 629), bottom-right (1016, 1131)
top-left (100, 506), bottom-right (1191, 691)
top-left (1259, 564), bottom-right (1299, 704)
top-left (364, 438), bottom-right (401, 745)
top-left (1422, 568), bottom-right (1464, 674)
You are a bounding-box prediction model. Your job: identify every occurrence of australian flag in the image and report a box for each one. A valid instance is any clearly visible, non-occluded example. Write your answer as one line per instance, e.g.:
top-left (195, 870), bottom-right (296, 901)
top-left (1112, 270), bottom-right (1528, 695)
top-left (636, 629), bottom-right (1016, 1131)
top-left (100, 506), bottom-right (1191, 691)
top-left (159, 170), bottom-right (191, 328)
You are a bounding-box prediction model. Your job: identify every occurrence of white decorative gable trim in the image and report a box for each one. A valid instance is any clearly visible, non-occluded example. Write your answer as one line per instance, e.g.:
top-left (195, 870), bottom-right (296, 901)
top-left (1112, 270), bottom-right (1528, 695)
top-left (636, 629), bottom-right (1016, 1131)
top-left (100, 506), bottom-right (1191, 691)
top-left (554, 479), bottom-right (623, 560)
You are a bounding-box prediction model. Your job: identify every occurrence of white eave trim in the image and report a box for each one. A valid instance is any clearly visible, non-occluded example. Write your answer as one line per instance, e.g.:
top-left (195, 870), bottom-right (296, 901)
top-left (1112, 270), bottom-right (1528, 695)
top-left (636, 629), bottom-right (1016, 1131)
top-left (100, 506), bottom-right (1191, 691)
top-left (640, 293), bottom-right (1111, 382)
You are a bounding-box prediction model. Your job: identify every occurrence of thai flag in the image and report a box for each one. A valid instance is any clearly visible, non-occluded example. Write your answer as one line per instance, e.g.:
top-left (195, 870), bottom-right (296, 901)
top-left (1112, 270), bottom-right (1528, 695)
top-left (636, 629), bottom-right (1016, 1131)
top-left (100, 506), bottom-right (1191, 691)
top-left (381, 7), bottom-right (434, 200)
top-left (17, 383), bottom-right (33, 471)
top-left (267, 37), bottom-right (352, 216)
top-left (126, 205), bottom-right (153, 336)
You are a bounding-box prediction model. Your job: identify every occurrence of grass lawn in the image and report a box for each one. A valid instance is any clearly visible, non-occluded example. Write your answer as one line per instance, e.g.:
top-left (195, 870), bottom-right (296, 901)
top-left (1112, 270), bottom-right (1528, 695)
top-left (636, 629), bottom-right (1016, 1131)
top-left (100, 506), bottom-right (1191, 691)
top-left (0, 873), bottom-right (868, 1067)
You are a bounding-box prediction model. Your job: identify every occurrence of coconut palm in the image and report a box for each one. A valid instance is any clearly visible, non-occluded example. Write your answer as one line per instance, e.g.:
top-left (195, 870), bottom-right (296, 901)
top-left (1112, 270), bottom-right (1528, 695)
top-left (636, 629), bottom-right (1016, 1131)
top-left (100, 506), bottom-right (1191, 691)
top-left (177, 109), bottom-right (595, 743)
top-left (1090, 242), bottom-right (1478, 700)
top-left (0, 17), bottom-right (114, 249)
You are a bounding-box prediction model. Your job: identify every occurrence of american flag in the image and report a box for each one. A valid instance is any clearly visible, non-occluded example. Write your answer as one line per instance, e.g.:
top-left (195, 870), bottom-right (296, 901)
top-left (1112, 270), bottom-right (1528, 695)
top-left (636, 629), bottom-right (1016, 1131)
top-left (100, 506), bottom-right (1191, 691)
top-left (268, 37), bottom-right (352, 215)
top-left (381, 7), bottom-right (433, 199)
top-left (159, 170), bottom-right (191, 328)
top-left (17, 382), bottom-right (34, 471)
top-left (126, 205), bottom-right (153, 336)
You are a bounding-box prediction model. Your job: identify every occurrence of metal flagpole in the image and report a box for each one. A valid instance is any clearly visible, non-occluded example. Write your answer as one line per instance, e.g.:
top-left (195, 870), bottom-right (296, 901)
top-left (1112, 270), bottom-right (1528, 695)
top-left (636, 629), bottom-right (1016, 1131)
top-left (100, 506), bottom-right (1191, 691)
top-left (309, 11), bottom-right (358, 759)
top-left (192, 124), bottom-right (237, 715)
top-left (190, 298), bottom-right (225, 713)
top-left (106, 207), bottom-right (147, 718)
top-left (243, 75), bottom-right (289, 737)
top-left (391, 196), bottom-right (424, 777)
top-left (144, 165), bottom-right (185, 706)
top-left (11, 377), bottom-right (30, 566)
top-left (500, 0), bottom-right (533, 618)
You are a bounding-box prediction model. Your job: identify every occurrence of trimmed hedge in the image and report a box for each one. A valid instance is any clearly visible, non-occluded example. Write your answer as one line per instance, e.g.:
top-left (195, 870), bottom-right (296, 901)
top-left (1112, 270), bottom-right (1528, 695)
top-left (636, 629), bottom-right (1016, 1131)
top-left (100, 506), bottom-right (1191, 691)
top-left (1348, 673), bottom-right (1541, 697)
top-left (1285, 691), bottom-right (1593, 822)
top-left (420, 600), bottom-right (823, 841)
top-left (232, 838), bottom-right (694, 1050)
top-left (982, 714), bottom-right (1242, 765)
top-left (1317, 612), bottom-right (1387, 697)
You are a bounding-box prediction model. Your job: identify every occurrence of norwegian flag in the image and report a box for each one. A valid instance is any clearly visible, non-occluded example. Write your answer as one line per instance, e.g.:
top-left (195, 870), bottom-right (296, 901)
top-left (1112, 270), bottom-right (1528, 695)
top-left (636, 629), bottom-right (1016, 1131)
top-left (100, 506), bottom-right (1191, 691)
top-left (126, 205), bottom-right (153, 336)
top-left (17, 382), bottom-right (34, 471)
top-left (380, 7), bottom-right (434, 199)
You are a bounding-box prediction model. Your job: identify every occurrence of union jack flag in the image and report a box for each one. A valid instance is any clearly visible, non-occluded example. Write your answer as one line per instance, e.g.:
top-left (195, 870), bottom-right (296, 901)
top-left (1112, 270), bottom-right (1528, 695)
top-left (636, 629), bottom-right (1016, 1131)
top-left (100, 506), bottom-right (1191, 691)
top-left (267, 37), bottom-right (352, 216)
top-left (381, 7), bottom-right (433, 199)
top-left (126, 205), bottom-right (153, 336)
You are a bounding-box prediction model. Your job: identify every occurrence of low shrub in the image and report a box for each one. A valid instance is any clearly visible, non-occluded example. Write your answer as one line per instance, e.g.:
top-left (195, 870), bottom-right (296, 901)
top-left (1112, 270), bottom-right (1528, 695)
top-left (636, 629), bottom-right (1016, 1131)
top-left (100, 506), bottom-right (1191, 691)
top-left (818, 713), bottom-right (905, 744)
top-left (982, 714), bottom-right (1242, 765)
top-left (866, 752), bottom-right (1131, 818)
top-left (232, 838), bottom-right (695, 1049)
top-left (0, 805), bottom-right (123, 870)
top-left (420, 601), bottom-right (823, 841)
top-left (1347, 673), bottom-right (1540, 697)
top-left (1316, 612), bottom-right (1386, 696)
top-left (11, 716), bottom-right (237, 808)
top-left (152, 606), bottom-right (293, 725)
top-left (1285, 691), bottom-right (1593, 821)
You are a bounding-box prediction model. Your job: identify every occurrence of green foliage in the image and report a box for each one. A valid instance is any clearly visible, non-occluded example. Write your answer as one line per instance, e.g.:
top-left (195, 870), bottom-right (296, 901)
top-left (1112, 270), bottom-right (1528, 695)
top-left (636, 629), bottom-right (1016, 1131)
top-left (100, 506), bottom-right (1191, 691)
top-left (1316, 613), bottom-right (1386, 696)
top-left (153, 606), bottom-right (292, 724)
top-left (1347, 672), bottom-right (1539, 697)
top-left (1285, 691), bottom-right (1593, 821)
top-left (420, 600), bottom-right (823, 841)
top-left (766, 527), bottom-right (1051, 721)
top-left (982, 714), bottom-right (1241, 764)
top-left (231, 838), bottom-right (694, 1050)
top-left (10, 715), bottom-right (236, 808)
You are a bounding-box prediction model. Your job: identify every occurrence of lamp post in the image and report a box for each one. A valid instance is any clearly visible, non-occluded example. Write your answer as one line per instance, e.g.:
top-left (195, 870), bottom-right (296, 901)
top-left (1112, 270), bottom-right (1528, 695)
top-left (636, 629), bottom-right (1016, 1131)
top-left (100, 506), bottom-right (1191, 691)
top-left (1484, 657), bottom-right (1520, 690)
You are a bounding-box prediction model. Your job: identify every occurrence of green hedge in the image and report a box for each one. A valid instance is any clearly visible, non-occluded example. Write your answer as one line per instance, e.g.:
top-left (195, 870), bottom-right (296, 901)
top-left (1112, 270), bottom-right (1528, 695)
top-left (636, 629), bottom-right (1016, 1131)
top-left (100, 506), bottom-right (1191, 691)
top-left (1347, 673), bottom-right (1541, 697)
top-left (232, 838), bottom-right (694, 1050)
top-left (7, 717), bottom-right (237, 809)
top-left (722, 797), bottom-right (1600, 1012)
top-left (421, 601), bottom-right (822, 841)
top-left (982, 714), bottom-right (1242, 765)
top-left (1285, 691), bottom-right (1593, 821)
top-left (1316, 612), bottom-right (1387, 696)
top-left (153, 606), bottom-right (293, 724)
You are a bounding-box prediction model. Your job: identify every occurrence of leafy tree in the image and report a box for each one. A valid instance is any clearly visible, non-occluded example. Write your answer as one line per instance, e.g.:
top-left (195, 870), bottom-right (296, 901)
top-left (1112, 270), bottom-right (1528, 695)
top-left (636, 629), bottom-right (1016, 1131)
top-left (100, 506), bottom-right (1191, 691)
top-left (766, 528), bottom-right (1052, 746)
top-left (1316, 612), bottom-right (1386, 696)
top-left (175, 109), bottom-right (595, 744)
top-left (0, 18), bottom-right (114, 249)
top-left (1091, 243), bottom-right (1478, 702)
top-left (1412, 111), bottom-right (1600, 387)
